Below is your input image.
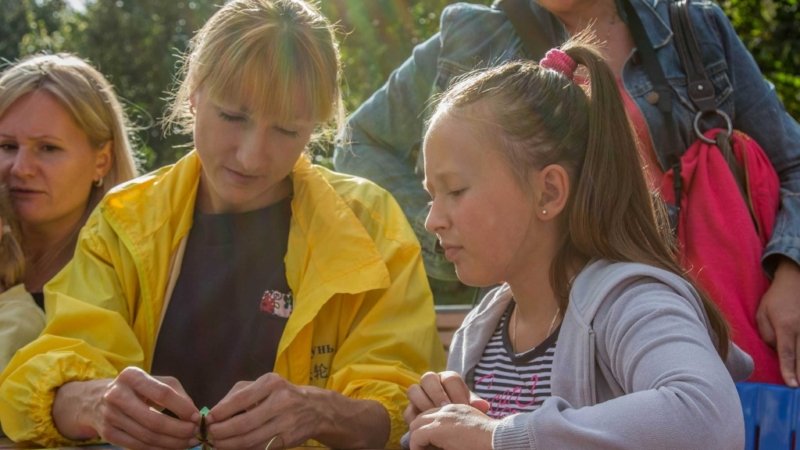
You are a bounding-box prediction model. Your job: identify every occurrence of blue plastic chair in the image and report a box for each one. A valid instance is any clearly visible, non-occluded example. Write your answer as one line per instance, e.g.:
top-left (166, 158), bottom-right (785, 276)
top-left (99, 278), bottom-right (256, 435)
top-left (737, 382), bottom-right (799, 449)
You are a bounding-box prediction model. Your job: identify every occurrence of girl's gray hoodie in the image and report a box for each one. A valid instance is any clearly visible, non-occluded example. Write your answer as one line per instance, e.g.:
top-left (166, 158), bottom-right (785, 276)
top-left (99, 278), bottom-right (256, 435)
top-left (448, 260), bottom-right (752, 450)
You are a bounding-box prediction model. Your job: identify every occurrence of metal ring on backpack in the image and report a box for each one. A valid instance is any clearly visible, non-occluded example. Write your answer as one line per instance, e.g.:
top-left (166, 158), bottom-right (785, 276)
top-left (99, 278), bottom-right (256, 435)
top-left (693, 109), bottom-right (733, 144)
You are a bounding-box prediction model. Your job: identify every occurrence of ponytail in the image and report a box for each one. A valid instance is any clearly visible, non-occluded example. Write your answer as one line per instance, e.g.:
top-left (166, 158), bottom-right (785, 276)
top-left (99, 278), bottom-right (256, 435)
top-left (562, 36), bottom-right (730, 358)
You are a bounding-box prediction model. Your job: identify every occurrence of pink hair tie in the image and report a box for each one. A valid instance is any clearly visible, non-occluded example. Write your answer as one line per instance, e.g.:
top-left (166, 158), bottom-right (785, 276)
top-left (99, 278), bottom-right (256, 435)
top-left (540, 48), bottom-right (577, 81)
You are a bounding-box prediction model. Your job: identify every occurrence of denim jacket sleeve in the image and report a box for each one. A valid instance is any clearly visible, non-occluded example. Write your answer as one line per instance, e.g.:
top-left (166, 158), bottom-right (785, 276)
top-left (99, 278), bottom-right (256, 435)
top-left (627, 0), bottom-right (800, 275)
top-left (333, 27), bottom-right (447, 279)
top-left (333, 31), bottom-right (439, 224)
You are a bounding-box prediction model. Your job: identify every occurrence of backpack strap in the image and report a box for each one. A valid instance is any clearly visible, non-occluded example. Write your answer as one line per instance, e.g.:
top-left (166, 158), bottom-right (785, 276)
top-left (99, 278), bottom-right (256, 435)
top-left (669, 1), bottom-right (748, 206)
top-left (669, 0), bottom-right (717, 114)
top-left (494, 0), bottom-right (556, 59)
top-left (669, 0), bottom-right (734, 144)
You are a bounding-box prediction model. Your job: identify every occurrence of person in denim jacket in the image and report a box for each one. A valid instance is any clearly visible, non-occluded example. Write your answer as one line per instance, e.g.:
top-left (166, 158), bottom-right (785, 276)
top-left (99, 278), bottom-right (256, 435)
top-left (334, 0), bottom-right (800, 385)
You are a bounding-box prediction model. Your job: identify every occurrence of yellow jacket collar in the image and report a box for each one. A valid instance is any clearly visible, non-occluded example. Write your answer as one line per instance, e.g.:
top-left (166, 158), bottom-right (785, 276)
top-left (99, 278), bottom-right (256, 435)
top-left (102, 151), bottom-right (390, 304)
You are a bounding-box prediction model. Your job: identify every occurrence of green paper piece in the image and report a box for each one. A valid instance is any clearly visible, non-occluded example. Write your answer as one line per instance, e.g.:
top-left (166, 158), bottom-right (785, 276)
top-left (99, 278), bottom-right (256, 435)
top-left (198, 406), bottom-right (211, 447)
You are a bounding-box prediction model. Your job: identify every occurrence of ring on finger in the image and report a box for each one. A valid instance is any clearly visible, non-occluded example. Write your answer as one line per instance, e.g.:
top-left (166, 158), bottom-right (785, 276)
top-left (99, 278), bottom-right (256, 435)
top-left (265, 434), bottom-right (284, 450)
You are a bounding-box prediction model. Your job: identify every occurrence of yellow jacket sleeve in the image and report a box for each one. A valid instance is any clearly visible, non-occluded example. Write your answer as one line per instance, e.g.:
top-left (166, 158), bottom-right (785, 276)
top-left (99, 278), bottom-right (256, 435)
top-left (329, 240), bottom-right (445, 447)
top-left (0, 213), bottom-right (144, 446)
top-left (308, 174), bottom-right (445, 448)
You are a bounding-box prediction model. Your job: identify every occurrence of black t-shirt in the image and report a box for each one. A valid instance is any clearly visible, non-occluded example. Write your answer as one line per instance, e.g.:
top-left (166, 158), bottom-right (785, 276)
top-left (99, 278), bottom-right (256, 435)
top-left (32, 292), bottom-right (44, 310)
top-left (151, 197), bottom-right (293, 408)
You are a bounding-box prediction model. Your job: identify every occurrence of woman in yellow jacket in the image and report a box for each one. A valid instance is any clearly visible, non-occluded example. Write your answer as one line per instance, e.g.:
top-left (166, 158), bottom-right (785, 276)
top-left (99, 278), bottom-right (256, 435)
top-left (0, 1), bottom-right (445, 449)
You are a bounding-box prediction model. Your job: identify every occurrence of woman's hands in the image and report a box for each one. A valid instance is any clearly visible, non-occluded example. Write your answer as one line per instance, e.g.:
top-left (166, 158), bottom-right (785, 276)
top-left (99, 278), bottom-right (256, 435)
top-left (204, 372), bottom-right (321, 450)
top-left (52, 367), bottom-right (200, 450)
top-left (404, 371), bottom-right (495, 450)
top-left (206, 372), bottom-right (390, 450)
top-left (52, 368), bottom-right (391, 450)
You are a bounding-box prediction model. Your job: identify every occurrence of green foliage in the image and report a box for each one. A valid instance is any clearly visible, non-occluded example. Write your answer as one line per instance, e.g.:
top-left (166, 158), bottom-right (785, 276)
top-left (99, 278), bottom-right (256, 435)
top-left (719, 0), bottom-right (800, 120)
top-left (66, 0), bottom-right (216, 170)
top-left (0, 0), bottom-right (31, 61)
top-left (0, 0), bottom-right (73, 60)
top-left (0, 0), bottom-right (796, 170)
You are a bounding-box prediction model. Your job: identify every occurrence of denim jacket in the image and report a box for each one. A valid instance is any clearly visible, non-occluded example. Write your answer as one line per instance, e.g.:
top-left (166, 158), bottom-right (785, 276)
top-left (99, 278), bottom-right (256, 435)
top-left (334, 0), bottom-right (800, 280)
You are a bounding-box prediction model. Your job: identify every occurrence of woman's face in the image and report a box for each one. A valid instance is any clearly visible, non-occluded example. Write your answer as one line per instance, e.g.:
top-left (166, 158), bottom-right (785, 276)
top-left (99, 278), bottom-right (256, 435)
top-left (191, 90), bottom-right (315, 214)
top-left (0, 90), bottom-right (110, 234)
top-left (423, 113), bottom-right (544, 287)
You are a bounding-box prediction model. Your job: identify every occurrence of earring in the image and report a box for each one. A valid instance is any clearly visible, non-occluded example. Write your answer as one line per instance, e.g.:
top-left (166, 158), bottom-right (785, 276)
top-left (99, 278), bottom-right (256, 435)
top-left (190, 104), bottom-right (196, 115)
top-left (94, 177), bottom-right (105, 188)
top-left (542, 209), bottom-right (548, 215)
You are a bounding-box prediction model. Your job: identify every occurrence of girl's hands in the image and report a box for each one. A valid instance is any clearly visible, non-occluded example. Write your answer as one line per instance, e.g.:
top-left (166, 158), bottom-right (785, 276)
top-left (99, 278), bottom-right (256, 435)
top-left (404, 370), bottom-right (490, 426)
top-left (408, 403), bottom-right (497, 450)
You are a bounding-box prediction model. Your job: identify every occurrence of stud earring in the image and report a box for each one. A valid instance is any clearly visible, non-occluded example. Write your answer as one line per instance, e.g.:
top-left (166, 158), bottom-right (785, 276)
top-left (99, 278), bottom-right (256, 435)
top-left (542, 209), bottom-right (548, 215)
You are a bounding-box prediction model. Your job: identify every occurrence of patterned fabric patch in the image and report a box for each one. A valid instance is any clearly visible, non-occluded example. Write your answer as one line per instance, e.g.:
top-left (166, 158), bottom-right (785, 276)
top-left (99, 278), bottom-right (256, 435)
top-left (260, 290), bottom-right (294, 318)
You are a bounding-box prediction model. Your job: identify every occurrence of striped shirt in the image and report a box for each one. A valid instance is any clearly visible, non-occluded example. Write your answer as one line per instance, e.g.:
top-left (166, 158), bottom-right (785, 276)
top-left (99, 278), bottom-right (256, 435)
top-left (473, 303), bottom-right (558, 419)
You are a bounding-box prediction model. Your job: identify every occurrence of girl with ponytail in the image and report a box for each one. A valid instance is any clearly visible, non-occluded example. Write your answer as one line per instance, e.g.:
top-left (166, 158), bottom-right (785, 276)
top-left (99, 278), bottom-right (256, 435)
top-left (403, 35), bottom-right (752, 450)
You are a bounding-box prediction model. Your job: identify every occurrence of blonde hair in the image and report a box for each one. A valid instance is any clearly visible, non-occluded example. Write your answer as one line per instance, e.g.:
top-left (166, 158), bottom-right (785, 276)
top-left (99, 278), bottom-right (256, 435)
top-left (0, 53), bottom-right (138, 194)
top-left (429, 35), bottom-right (730, 357)
top-left (165, 0), bottom-right (343, 136)
top-left (0, 185), bottom-right (24, 290)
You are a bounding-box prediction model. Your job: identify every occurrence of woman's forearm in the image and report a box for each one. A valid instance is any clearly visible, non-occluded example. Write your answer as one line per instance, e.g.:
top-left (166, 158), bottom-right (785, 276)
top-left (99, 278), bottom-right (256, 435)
top-left (305, 386), bottom-right (390, 449)
top-left (52, 379), bottom-right (110, 440)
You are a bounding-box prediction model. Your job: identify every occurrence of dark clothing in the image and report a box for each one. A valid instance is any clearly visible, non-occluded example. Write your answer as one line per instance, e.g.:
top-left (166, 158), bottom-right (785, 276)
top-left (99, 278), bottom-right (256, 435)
top-left (151, 197), bottom-right (292, 408)
top-left (31, 292), bottom-right (44, 310)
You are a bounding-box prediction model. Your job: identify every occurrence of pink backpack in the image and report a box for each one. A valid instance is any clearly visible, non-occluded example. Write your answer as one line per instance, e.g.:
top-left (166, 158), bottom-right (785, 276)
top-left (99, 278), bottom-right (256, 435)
top-left (660, 129), bottom-right (782, 383)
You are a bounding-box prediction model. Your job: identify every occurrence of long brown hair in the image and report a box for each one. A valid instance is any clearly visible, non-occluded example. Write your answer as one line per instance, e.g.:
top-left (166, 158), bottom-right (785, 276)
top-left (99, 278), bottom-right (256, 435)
top-left (0, 185), bottom-right (24, 291)
top-left (431, 34), bottom-right (730, 357)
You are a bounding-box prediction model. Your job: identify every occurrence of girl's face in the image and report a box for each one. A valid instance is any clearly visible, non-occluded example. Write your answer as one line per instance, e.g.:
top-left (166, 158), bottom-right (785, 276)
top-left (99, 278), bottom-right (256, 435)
top-left (423, 113), bottom-right (545, 287)
top-left (0, 90), bottom-right (110, 234)
top-left (191, 90), bottom-right (316, 214)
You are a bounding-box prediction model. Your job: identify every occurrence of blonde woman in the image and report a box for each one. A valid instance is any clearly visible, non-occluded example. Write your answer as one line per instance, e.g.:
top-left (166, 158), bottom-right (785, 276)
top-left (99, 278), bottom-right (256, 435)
top-left (0, 1), bottom-right (444, 449)
top-left (0, 53), bottom-right (138, 306)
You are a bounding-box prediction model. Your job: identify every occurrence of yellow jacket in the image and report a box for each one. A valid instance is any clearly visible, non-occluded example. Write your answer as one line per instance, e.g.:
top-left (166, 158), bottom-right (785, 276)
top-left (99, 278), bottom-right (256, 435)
top-left (0, 152), bottom-right (444, 447)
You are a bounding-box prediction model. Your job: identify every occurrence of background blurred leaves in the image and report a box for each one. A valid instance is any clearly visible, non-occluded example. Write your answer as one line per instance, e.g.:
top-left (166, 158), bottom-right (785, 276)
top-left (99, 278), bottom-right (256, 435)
top-left (719, 0), bottom-right (799, 121)
top-left (0, 0), bottom-right (796, 172)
